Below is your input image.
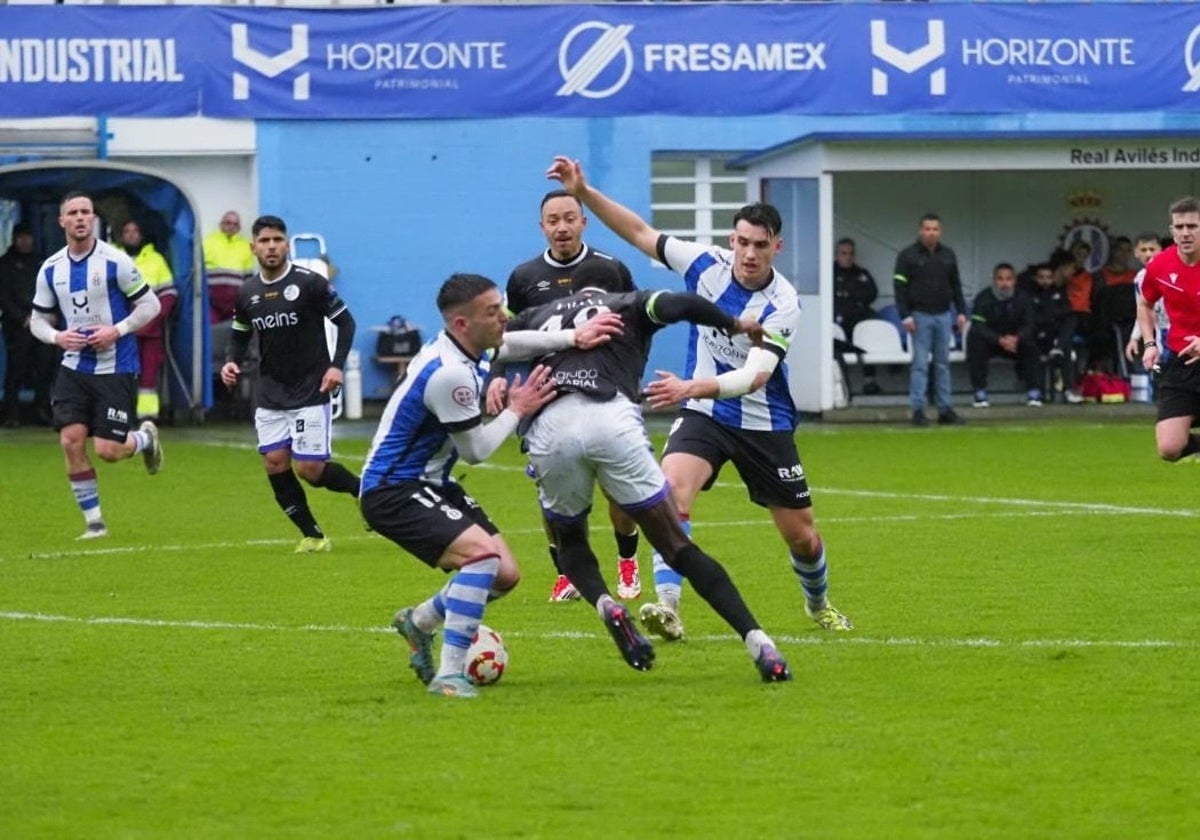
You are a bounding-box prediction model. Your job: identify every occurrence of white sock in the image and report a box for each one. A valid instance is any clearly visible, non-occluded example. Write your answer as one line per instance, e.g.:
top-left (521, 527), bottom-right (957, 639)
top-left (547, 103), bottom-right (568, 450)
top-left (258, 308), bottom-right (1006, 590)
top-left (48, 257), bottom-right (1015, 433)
top-left (744, 628), bottom-right (773, 660)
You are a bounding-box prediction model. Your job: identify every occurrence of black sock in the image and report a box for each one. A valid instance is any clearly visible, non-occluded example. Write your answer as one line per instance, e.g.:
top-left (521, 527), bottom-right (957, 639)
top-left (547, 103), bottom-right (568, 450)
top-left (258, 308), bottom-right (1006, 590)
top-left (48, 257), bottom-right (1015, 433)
top-left (268, 471), bottom-right (324, 538)
top-left (314, 461), bottom-right (361, 496)
top-left (556, 541), bottom-right (609, 605)
top-left (1183, 435), bottom-right (1200, 458)
top-left (548, 543), bottom-right (564, 575)
top-left (670, 544), bottom-right (758, 638)
top-left (614, 529), bottom-right (639, 560)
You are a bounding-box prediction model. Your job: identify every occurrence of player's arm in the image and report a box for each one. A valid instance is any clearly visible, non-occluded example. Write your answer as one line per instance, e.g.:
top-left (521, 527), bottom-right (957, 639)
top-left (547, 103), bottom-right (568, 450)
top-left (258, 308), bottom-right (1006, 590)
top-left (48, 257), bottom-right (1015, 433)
top-left (444, 365), bottom-right (556, 463)
top-left (496, 312), bottom-right (623, 361)
top-left (1136, 287), bottom-right (1161, 371)
top-left (219, 311), bottom-right (253, 387)
top-left (85, 285), bottom-right (162, 350)
top-left (642, 291), bottom-right (780, 406)
top-left (547, 156), bottom-right (660, 260)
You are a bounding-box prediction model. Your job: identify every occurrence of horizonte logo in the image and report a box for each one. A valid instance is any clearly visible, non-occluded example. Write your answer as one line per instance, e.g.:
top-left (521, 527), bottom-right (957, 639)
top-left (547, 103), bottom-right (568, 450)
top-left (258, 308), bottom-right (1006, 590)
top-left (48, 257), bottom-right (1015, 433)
top-left (325, 41), bottom-right (507, 71)
top-left (961, 38), bottom-right (1135, 67)
top-left (0, 38), bottom-right (184, 82)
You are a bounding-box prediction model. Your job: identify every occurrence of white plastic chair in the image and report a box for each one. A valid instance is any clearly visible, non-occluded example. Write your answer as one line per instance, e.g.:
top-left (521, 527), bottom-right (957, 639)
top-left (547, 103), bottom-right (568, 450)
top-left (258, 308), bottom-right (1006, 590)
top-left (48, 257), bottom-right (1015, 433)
top-left (851, 319), bottom-right (912, 366)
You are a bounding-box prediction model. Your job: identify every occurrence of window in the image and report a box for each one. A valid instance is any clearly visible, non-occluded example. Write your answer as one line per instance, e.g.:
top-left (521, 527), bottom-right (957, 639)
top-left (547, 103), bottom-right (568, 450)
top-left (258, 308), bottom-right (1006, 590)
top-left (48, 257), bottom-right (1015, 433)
top-left (651, 155), bottom-right (748, 245)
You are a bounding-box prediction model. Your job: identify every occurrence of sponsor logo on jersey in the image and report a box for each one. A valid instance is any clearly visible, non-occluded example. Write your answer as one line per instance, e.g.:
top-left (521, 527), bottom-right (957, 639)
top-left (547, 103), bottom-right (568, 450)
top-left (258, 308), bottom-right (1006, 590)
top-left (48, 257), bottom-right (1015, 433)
top-left (776, 463), bottom-right (806, 481)
top-left (106, 406), bottom-right (129, 424)
top-left (251, 311), bottom-right (300, 330)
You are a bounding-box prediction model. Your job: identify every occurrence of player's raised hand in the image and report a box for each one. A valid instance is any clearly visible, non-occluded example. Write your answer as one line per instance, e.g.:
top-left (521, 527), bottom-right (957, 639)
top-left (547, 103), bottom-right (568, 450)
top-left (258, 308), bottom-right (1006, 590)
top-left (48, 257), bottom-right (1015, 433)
top-left (573, 311), bottom-right (623, 349)
top-left (546, 156), bottom-right (586, 196)
top-left (484, 377), bottom-right (508, 415)
top-left (506, 364), bottom-right (558, 417)
top-left (732, 317), bottom-right (766, 346)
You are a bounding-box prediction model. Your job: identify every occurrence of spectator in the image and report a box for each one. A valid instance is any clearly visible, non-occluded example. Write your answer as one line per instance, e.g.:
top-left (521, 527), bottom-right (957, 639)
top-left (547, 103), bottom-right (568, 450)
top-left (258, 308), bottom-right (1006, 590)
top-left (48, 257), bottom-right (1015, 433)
top-left (1065, 240), bottom-right (1096, 349)
top-left (1127, 233), bottom-right (1167, 366)
top-left (0, 223), bottom-right (53, 426)
top-left (833, 236), bottom-right (881, 394)
top-left (967, 262), bottom-right (1042, 407)
top-left (204, 210), bottom-right (255, 324)
top-left (118, 219), bottom-right (175, 421)
top-left (893, 212), bottom-right (968, 426)
top-left (1091, 235), bottom-right (1138, 372)
top-left (1030, 259), bottom-right (1083, 404)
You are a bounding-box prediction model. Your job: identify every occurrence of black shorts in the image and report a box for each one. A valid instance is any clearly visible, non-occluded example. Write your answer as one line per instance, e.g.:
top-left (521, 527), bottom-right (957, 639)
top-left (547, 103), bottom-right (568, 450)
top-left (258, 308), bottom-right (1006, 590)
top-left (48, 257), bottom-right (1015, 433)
top-left (661, 410), bottom-right (812, 510)
top-left (1156, 356), bottom-right (1200, 422)
top-left (51, 367), bottom-right (137, 443)
top-left (360, 480), bottom-right (499, 568)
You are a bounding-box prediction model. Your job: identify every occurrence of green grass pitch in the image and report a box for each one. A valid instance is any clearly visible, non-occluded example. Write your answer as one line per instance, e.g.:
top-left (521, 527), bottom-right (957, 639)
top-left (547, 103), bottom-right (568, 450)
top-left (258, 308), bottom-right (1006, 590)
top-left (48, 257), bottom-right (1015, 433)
top-left (1, 414), bottom-right (1197, 838)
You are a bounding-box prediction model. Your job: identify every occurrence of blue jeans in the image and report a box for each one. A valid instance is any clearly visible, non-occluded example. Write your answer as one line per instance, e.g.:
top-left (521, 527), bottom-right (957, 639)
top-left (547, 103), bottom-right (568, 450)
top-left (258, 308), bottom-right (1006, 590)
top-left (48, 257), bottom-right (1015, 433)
top-left (910, 309), bottom-right (954, 413)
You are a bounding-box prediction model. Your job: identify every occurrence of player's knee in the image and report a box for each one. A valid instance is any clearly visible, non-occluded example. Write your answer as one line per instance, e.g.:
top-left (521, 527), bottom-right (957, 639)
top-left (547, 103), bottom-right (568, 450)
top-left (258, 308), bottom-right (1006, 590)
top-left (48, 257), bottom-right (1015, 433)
top-left (294, 461), bottom-right (324, 485)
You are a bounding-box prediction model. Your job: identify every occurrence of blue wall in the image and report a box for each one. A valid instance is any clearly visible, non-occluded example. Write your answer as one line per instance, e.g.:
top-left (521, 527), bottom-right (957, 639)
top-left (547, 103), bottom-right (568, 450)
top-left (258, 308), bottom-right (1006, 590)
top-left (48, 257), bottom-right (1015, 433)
top-left (257, 109), bottom-right (1200, 399)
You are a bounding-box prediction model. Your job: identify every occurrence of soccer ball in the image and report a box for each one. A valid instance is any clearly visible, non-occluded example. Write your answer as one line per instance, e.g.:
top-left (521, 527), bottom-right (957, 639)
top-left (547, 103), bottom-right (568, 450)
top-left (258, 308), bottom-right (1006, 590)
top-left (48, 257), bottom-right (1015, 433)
top-left (465, 625), bottom-right (509, 686)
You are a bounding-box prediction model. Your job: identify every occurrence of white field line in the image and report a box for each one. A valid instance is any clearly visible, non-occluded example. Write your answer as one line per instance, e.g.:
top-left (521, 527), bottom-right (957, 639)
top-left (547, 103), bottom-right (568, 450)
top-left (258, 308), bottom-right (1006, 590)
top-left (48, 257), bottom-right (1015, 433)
top-left (0, 507), bottom-right (1170, 563)
top-left (0, 610), bottom-right (1191, 650)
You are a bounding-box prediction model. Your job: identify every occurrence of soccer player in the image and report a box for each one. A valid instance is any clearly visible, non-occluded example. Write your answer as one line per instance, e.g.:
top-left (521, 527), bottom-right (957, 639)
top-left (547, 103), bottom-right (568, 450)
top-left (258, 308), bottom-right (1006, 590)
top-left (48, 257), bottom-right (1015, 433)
top-left (490, 189), bottom-right (644, 602)
top-left (1137, 197), bottom-right (1200, 462)
top-left (29, 192), bottom-right (165, 539)
top-left (218, 215), bottom-right (360, 553)
top-left (360, 273), bottom-right (622, 698)
top-left (511, 261), bottom-right (792, 682)
top-left (547, 154), bottom-right (853, 641)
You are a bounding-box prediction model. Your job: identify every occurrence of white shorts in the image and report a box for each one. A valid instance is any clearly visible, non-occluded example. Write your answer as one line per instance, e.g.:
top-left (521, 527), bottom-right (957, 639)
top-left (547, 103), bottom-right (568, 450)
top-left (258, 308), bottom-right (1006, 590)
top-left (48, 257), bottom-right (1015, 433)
top-left (524, 392), bottom-right (667, 520)
top-left (254, 404), bottom-right (332, 461)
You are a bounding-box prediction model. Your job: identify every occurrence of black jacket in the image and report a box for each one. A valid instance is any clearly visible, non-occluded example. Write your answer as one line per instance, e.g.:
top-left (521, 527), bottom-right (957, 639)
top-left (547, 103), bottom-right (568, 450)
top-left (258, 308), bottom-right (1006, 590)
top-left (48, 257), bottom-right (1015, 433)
top-left (0, 245), bottom-right (40, 332)
top-left (969, 287), bottom-right (1035, 347)
top-left (892, 241), bottom-right (967, 319)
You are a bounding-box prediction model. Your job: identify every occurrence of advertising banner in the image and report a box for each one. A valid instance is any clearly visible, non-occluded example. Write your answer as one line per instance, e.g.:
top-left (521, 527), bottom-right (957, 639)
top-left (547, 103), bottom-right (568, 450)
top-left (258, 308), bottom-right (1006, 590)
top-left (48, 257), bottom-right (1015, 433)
top-left (1, 4), bottom-right (1198, 119)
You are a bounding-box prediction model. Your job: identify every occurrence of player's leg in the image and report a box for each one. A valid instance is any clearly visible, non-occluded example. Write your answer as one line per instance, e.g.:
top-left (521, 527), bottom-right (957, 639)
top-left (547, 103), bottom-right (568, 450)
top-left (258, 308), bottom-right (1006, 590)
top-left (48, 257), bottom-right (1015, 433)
top-left (527, 394), bottom-right (653, 670)
top-left (608, 498), bottom-right (642, 599)
top-left (361, 481), bottom-right (512, 697)
top-left (291, 402), bottom-right (361, 497)
top-left (731, 430), bottom-right (853, 632)
top-left (644, 412), bottom-right (727, 638)
top-left (257, 408), bottom-right (327, 551)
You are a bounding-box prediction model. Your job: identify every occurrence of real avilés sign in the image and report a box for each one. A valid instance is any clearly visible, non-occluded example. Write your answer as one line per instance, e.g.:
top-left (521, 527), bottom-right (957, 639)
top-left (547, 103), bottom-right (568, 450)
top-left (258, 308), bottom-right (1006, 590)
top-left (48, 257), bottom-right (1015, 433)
top-left (1, 4), bottom-right (1199, 119)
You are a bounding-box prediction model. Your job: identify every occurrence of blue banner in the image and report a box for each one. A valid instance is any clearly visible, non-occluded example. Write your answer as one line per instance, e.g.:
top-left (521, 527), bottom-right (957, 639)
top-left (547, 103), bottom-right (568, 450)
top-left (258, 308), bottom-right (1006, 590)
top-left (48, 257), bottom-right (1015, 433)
top-left (2, 4), bottom-right (1200, 118)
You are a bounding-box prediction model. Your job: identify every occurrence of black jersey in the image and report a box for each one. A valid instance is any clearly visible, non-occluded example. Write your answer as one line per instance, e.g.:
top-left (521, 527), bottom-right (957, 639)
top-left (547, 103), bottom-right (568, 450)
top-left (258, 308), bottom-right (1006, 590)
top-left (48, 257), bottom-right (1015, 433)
top-left (505, 244), bottom-right (635, 314)
top-left (232, 263), bottom-right (349, 410)
top-left (509, 289), bottom-right (666, 403)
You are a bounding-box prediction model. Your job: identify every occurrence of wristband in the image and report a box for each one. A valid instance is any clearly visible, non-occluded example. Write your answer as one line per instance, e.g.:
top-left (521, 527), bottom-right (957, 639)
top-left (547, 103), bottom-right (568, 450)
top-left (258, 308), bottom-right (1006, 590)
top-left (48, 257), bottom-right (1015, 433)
top-left (1144, 341), bottom-right (1158, 348)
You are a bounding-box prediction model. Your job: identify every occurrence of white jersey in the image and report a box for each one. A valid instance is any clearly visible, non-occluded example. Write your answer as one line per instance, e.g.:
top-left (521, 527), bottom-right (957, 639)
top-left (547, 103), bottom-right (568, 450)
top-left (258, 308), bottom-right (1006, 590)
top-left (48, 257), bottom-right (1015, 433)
top-left (361, 331), bottom-right (488, 491)
top-left (32, 239), bottom-right (148, 376)
top-left (659, 235), bottom-right (801, 431)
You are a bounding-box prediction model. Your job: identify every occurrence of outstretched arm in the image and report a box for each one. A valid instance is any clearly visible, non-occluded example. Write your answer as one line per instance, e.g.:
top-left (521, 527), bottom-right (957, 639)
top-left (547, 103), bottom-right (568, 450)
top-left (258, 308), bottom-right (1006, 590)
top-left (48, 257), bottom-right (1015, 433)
top-left (547, 155), bottom-right (660, 260)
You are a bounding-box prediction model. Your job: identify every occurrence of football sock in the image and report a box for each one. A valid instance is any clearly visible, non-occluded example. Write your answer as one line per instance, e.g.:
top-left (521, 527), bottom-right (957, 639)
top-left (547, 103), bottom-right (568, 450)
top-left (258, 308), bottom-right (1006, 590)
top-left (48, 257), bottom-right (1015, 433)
top-left (669, 543), bottom-right (758, 638)
top-left (548, 543), bottom-right (564, 575)
top-left (438, 555), bottom-right (499, 678)
top-left (412, 589), bottom-right (447, 633)
top-left (744, 628), bottom-right (773, 659)
top-left (268, 470), bottom-right (324, 539)
top-left (556, 540), bottom-right (609, 604)
top-left (313, 461), bottom-right (361, 496)
top-left (615, 528), bottom-right (639, 560)
top-left (130, 429), bottom-right (150, 454)
top-left (791, 540), bottom-right (829, 611)
top-left (69, 469), bottom-right (102, 525)
top-left (652, 515), bottom-right (687, 609)
top-left (595, 593), bottom-right (617, 619)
